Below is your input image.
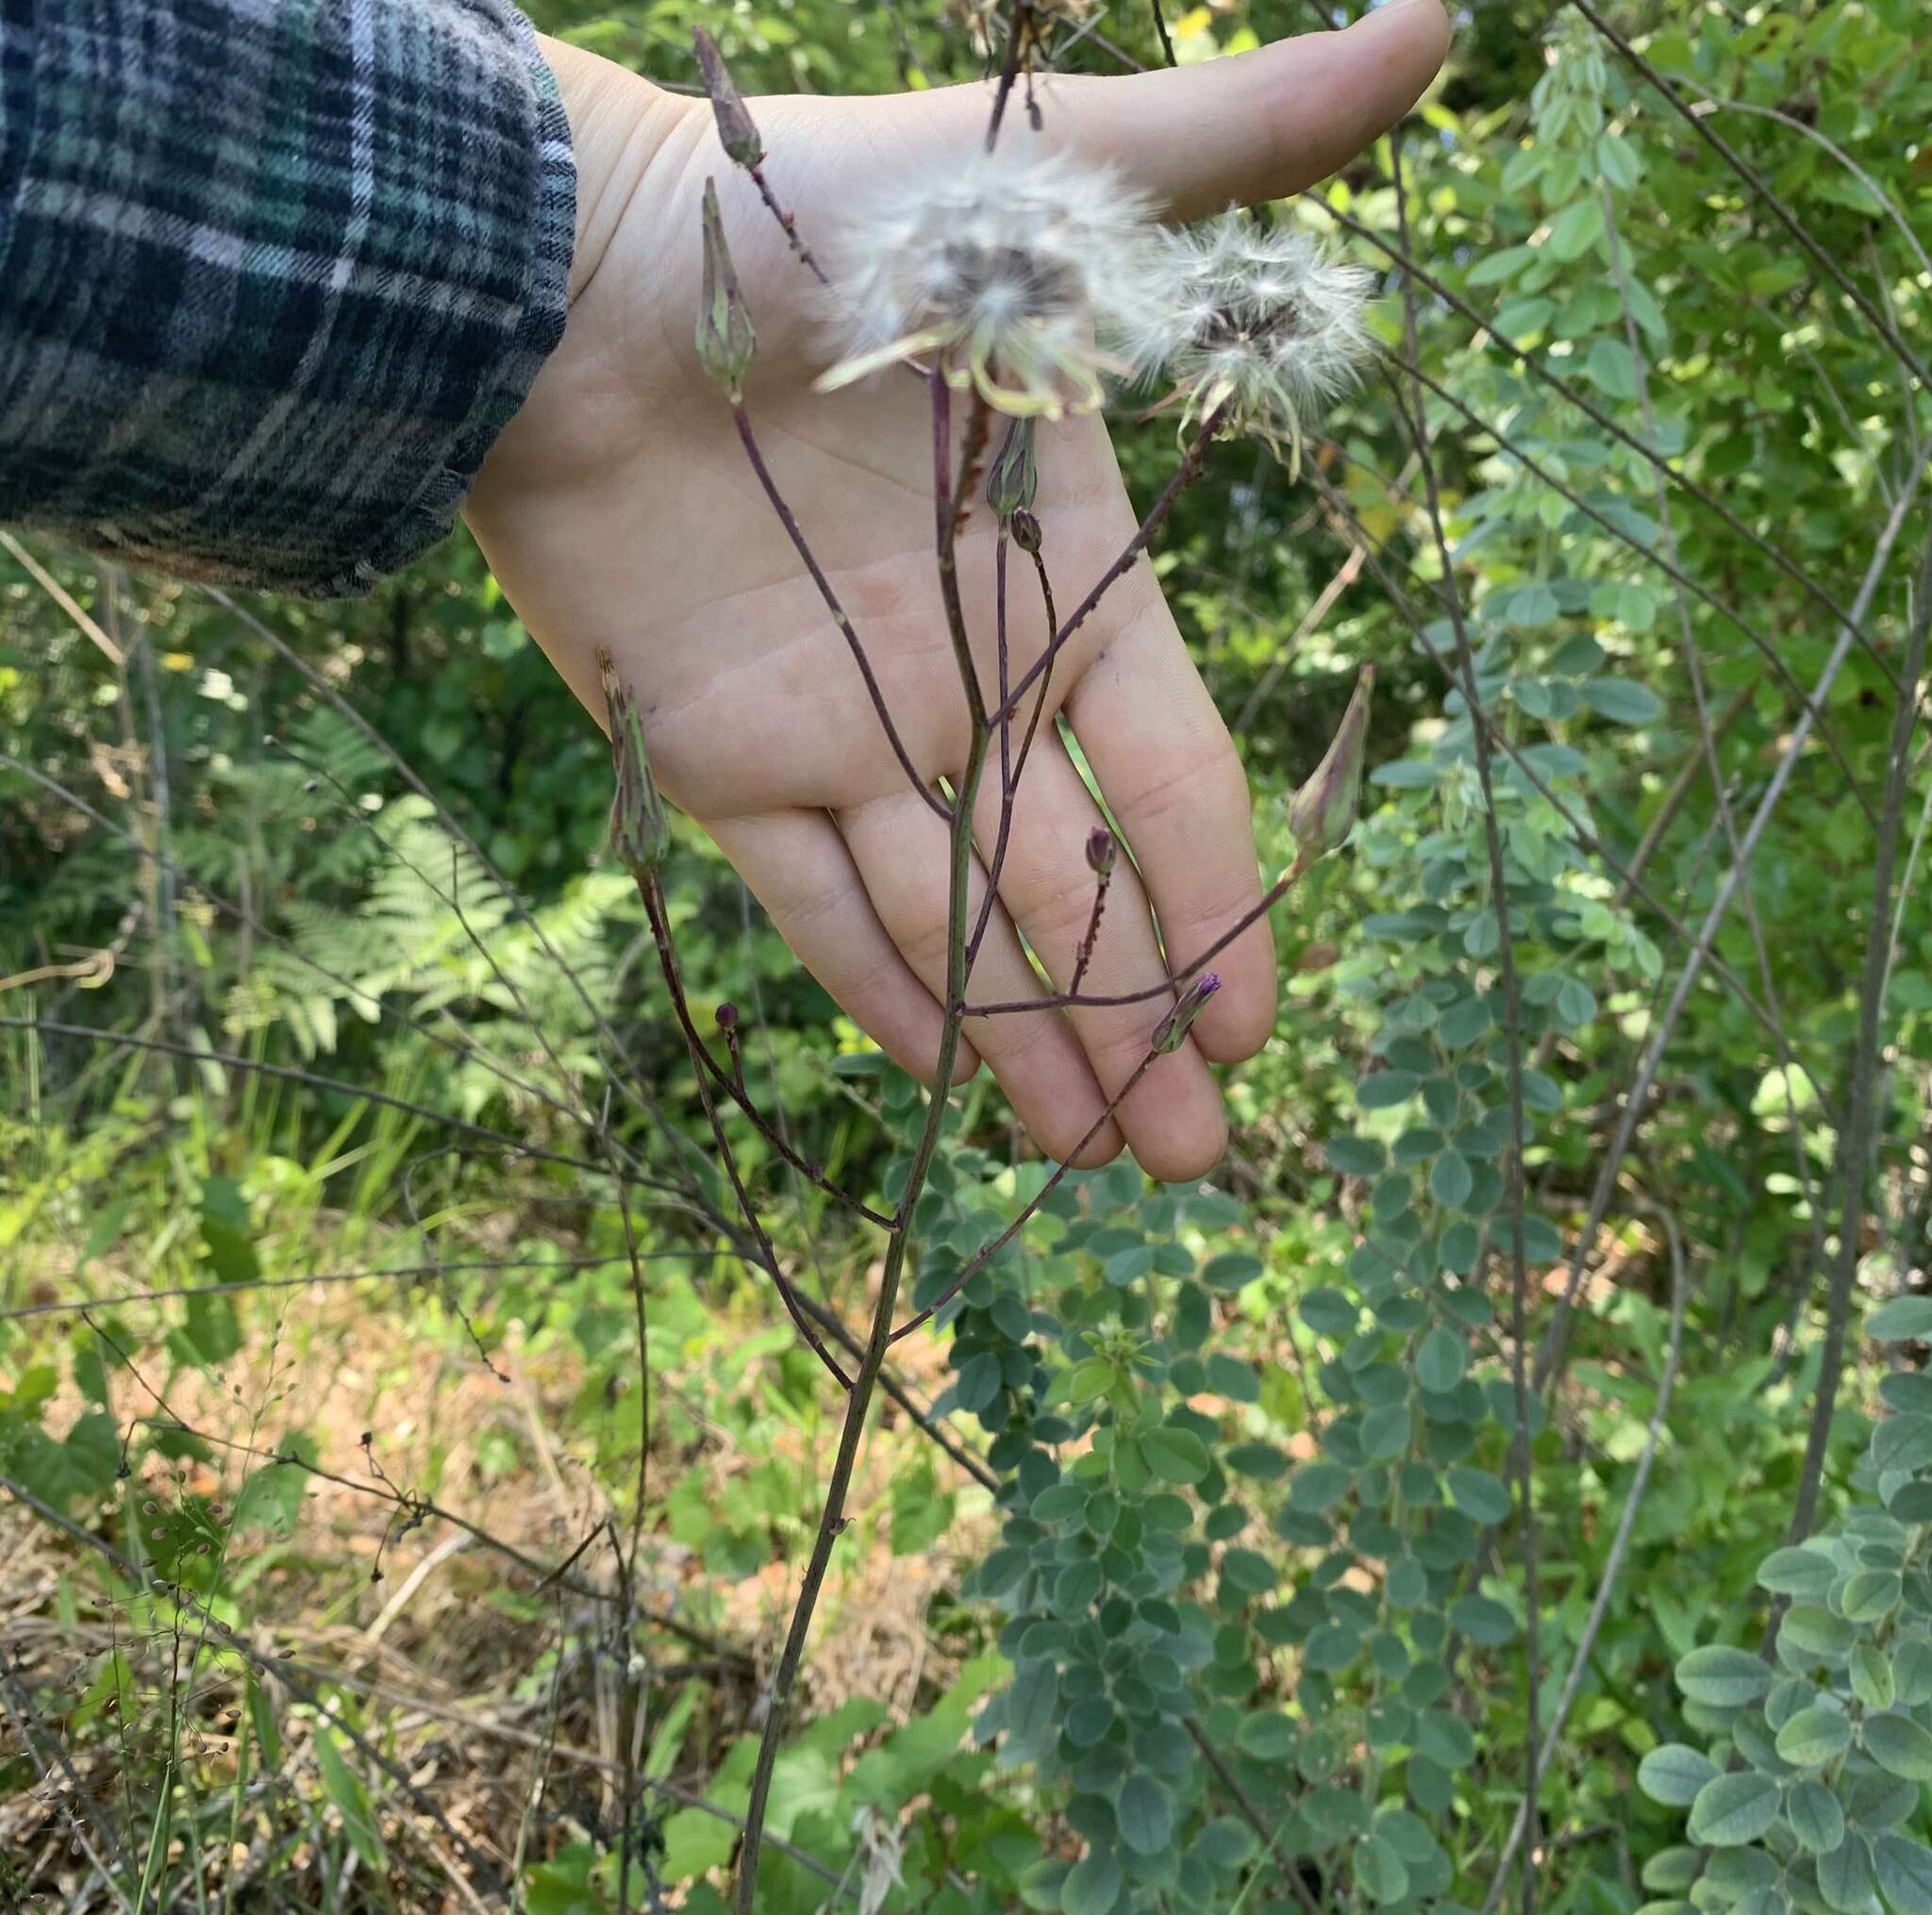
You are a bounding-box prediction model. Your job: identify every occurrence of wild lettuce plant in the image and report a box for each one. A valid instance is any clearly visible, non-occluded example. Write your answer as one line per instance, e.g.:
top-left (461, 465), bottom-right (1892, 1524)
top-left (599, 24), bottom-right (1381, 1908)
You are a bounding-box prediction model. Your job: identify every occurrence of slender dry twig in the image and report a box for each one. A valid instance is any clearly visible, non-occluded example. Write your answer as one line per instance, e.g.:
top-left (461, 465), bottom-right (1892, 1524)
top-left (1786, 525), bottom-right (1932, 1543)
top-left (1316, 204), bottom-right (1905, 698)
top-left (1479, 1207), bottom-right (1689, 1911)
top-left (1566, 0), bottom-right (1930, 391)
top-left (1390, 123), bottom-right (1540, 1914)
top-left (1534, 440), bottom-right (1932, 1388)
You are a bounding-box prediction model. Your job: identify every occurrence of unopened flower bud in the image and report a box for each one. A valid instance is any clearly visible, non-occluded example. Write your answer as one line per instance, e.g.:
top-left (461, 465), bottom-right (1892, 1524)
top-left (692, 27), bottom-right (764, 170)
top-left (1287, 663), bottom-right (1374, 868)
top-left (1010, 507), bottom-right (1042, 555)
top-left (598, 648), bottom-right (669, 878)
top-left (986, 419), bottom-right (1038, 523)
top-left (696, 179), bottom-right (757, 401)
top-left (1086, 827), bottom-right (1116, 877)
top-left (1151, 974), bottom-right (1220, 1055)
top-left (715, 1003), bottom-right (740, 1031)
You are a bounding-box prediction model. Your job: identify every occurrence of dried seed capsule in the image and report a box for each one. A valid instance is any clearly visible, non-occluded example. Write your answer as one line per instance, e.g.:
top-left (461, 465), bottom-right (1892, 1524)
top-left (1287, 663), bottom-right (1374, 868)
top-left (986, 418), bottom-right (1038, 522)
top-left (696, 180), bottom-right (757, 402)
top-left (1151, 974), bottom-right (1220, 1055)
top-left (692, 26), bottom-right (765, 171)
top-left (598, 650), bottom-right (670, 879)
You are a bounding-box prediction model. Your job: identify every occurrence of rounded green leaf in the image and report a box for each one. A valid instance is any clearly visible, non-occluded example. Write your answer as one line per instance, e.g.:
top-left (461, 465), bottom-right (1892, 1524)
top-left (1118, 1774), bottom-right (1174, 1857)
top-left (1688, 1771), bottom-right (1782, 1847)
top-left (1202, 1252), bottom-right (1264, 1293)
top-left (1355, 1834), bottom-right (1410, 1906)
top-left (1062, 1848), bottom-right (1122, 1915)
top-left (1842, 1570), bottom-right (1904, 1624)
top-left (1141, 1427), bottom-right (1208, 1486)
top-left (1325, 1137), bottom-right (1386, 1178)
top-left (1447, 1466), bottom-right (1512, 1525)
top-left (1581, 675), bottom-right (1663, 725)
top-left (1874, 1835), bottom-right (1932, 1915)
top-left (1870, 1299), bottom-right (1932, 1342)
top-left (1788, 1780), bottom-right (1847, 1856)
top-left (1358, 1070), bottom-right (1419, 1110)
top-left (1067, 1698), bottom-right (1115, 1749)
top-left (1675, 1645), bottom-right (1774, 1708)
top-left (1236, 1712), bottom-right (1297, 1762)
top-left (1416, 1708), bottom-right (1476, 1769)
top-left (1874, 1417), bottom-right (1932, 1476)
top-left (1777, 1705), bottom-right (1855, 1770)
top-left (1894, 1640), bottom-right (1932, 1707)
top-left (1708, 1851), bottom-right (1782, 1898)
top-left (1451, 1594), bottom-right (1517, 1647)
top-left (1301, 1287), bottom-right (1360, 1337)
top-left (1416, 1326), bottom-right (1468, 1394)
top-left (1848, 1771), bottom-right (1920, 1833)
top-left (1757, 1546), bottom-right (1839, 1601)
top-left (1291, 1462), bottom-right (1353, 1513)
top-left (1361, 1401), bottom-right (1412, 1462)
top-left (1855, 1647), bottom-right (1900, 1715)
top-left (1782, 1605), bottom-right (1857, 1664)
top-left (1820, 1832), bottom-right (1878, 1915)
top-left (1638, 1743), bottom-right (1719, 1807)
top-left (1429, 1150), bottom-right (1474, 1209)
top-left (1644, 1849), bottom-right (1703, 1893)
top-left (1867, 1712), bottom-right (1932, 1782)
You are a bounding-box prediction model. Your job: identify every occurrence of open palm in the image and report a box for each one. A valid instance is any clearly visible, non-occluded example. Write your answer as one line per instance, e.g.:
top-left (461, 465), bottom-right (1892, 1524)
top-left (465, 7), bottom-right (1449, 1180)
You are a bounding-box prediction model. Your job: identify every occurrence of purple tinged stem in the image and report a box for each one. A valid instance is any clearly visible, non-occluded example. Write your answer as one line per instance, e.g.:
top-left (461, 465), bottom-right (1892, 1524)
top-left (990, 402), bottom-right (1228, 730)
top-left (730, 404), bottom-right (949, 825)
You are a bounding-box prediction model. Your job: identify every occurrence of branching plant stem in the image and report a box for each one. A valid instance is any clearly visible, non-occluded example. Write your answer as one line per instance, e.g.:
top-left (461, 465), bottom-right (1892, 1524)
top-left (733, 381), bottom-right (996, 1912)
top-left (637, 877), bottom-right (854, 1390)
top-left (730, 404), bottom-right (949, 824)
top-left (991, 402), bottom-right (1229, 728)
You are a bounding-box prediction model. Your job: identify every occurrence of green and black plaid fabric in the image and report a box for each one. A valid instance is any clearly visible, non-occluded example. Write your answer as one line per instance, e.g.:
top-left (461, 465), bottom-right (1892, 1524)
top-left (0, 0), bottom-right (575, 596)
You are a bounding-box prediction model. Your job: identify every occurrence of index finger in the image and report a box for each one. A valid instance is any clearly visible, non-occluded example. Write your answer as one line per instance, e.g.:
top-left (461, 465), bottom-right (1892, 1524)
top-left (1063, 563), bottom-right (1277, 1065)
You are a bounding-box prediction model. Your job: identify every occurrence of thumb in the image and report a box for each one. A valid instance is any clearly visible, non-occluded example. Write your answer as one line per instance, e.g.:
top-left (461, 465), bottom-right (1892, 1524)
top-left (924, 0), bottom-right (1452, 221)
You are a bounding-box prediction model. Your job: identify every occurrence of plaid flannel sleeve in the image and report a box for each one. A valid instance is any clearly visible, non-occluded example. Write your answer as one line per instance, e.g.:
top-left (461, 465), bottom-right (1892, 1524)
top-left (0, 0), bottom-right (576, 596)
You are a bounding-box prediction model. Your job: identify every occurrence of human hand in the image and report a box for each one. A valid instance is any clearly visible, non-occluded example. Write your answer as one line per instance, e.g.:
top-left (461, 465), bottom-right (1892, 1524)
top-left (464, 6), bottom-right (1450, 1180)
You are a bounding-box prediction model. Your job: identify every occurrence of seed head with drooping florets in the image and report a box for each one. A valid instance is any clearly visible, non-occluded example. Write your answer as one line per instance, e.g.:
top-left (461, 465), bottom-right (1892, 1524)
top-left (816, 146), bottom-right (1162, 419)
top-left (1126, 211), bottom-right (1374, 472)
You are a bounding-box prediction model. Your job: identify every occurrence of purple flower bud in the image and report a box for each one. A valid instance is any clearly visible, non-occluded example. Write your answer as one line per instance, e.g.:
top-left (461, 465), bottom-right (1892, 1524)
top-left (715, 1002), bottom-right (740, 1031)
top-left (598, 648), bottom-right (669, 878)
top-left (1010, 507), bottom-right (1042, 555)
top-left (692, 27), bottom-right (765, 171)
top-left (1287, 663), bottom-right (1374, 867)
top-left (1086, 827), bottom-right (1116, 877)
top-left (1151, 974), bottom-right (1220, 1056)
top-left (696, 179), bottom-right (757, 401)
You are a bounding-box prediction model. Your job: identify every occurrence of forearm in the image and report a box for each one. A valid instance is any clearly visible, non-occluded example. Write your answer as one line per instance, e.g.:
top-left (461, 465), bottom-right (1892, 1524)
top-left (0, 0), bottom-right (575, 596)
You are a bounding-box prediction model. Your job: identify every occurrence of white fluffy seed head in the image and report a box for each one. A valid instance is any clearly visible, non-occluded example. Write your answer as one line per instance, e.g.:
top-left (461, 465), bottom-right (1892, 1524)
top-left (816, 146), bottom-right (1161, 418)
top-left (1126, 211), bottom-right (1374, 463)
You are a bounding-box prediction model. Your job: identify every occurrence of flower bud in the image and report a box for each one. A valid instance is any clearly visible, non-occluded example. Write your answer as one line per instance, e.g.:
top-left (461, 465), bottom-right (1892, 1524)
top-left (715, 1002), bottom-right (740, 1031)
top-left (1287, 663), bottom-right (1374, 868)
top-left (1086, 827), bottom-right (1116, 877)
top-left (696, 179), bottom-right (757, 401)
top-left (986, 419), bottom-right (1038, 523)
top-left (1151, 974), bottom-right (1220, 1055)
top-left (598, 648), bottom-right (669, 878)
top-left (692, 26), bottom-right (764, 171)
top-left (1010, 507), bottom-right (1042, 555)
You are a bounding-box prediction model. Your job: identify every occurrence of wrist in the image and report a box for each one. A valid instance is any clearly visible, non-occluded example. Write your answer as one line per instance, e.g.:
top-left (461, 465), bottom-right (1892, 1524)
top-left (537, 35), bottom-right (698, 305)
